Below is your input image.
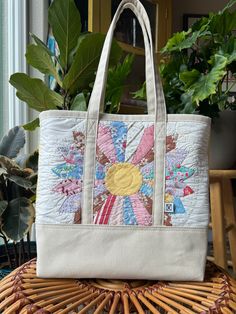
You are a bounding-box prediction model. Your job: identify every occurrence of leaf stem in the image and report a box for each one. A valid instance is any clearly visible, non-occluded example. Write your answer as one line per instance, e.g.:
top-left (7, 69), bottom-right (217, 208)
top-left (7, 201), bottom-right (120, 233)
top-left (13, 242), bottom-right (18, 268)
top-left (27, 232), bottom-right (32, 260)
top-left (2, 234), bottom-right (13, 269)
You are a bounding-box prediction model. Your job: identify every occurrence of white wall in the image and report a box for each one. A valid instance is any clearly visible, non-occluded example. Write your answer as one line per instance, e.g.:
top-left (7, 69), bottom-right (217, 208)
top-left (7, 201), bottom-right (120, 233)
top-left (172, 0), bottom-right (229, 32)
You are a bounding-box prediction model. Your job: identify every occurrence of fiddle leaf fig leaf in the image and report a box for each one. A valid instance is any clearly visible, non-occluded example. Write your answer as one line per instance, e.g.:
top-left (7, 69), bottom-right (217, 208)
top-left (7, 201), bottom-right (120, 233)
top-left (0, 126), bottom-right (25, 158)
top-left (63, 33), bottom-right (122, 95)
top-left (0, 201), bottom-right (8, 216)
top-left (23, 118), bottom-right (40, 131)
top-left (26, 44), bottom-right (62, 86)
top-left (48, 0), bottom-right (81, 70)
top-left (30, 33), bottom-right (53, 56)
top-left (71, 93), bottom-right (87, 111)
top-left (2, 197), bottom-right (35, 242)
top-left (9, 73), bottom-right (63, 112)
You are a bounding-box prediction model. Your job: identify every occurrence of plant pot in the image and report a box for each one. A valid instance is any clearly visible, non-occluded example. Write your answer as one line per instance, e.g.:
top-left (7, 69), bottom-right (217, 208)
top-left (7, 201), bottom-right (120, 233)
top-left (209, 110), bottom-right (236, 169)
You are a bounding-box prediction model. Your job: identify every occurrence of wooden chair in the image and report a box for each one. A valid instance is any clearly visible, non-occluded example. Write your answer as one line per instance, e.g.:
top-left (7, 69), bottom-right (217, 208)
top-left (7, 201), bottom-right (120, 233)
top-left (0, 259), bottom-right (236, 314)
top-left (209, 170), bottom-right (236, 273)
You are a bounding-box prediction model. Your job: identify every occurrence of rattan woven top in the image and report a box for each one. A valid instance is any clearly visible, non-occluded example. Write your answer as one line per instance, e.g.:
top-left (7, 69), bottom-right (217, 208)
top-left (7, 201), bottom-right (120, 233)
top-left (0, 259), bottom-right (236, 313)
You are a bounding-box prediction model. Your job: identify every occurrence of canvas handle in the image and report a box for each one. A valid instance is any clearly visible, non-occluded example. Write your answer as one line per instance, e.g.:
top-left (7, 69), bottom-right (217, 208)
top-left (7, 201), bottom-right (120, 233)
top-left (82, 0), bottom-right (167, 225)
top-left (88, 0), bottom-right (163, 116)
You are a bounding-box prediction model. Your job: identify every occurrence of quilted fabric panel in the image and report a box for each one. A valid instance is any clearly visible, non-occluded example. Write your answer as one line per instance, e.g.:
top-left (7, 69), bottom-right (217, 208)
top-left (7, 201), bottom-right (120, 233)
top-left (164, 121), bottom-right (209, 227)
top-left (92, 120), bottom-right (209, 227)
top-left (93, 121), bottom-right (154, 226)
top-left (36, 117), bottom-right (209, 227)
top-left (36, 117), bottom-right (86, 224)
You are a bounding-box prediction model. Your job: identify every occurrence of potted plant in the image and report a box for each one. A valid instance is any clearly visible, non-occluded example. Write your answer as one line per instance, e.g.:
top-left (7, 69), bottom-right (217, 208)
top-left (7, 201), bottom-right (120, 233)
top-left (0, 127), bottom-right (37, 270)
top-left (160, 0), bottom-right (236, 169)
top-left (133, 0), bottom-right (236, 168)
top-left (9, 0), bottom-right (134, 132)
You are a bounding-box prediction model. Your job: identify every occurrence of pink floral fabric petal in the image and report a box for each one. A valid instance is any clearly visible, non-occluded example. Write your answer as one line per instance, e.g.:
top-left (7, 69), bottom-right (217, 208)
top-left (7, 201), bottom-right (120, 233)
top-left (131, 125), bottom-right (154, 165)
top-left (108, 196), bottom-right (124, 225)
top-left (52, 179), bottom-right (82, 196)
top-left (97, 124), bottom-right (117, 163)
top-left (129, 194), bottom-right (152, 226)
top-left (94, 195), bottom-right (116, 224)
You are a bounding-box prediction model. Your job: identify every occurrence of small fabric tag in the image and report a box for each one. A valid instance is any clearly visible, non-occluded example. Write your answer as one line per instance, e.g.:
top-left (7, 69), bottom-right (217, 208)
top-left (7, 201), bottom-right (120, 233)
top-left (164, 203), bottom-right (174, 213)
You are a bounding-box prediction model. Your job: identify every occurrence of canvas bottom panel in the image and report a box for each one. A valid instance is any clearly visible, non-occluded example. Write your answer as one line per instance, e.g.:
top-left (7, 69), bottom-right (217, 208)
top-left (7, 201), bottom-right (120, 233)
top-left (36, 224), bottom-right (207, 281)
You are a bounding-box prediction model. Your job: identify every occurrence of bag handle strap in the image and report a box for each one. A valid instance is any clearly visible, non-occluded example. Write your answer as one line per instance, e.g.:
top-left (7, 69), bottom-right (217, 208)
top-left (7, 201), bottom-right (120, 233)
top-left (88, 0), bottom-right (159, 116)
top-left (82, 0), bottom-right (166, 225)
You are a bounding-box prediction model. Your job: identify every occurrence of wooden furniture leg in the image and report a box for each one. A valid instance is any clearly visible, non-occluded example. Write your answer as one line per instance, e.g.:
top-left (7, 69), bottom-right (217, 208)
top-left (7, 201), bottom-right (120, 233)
top-left (222, 177), bottom-right (236, 273)
top-left (210, 177), bottom-right (227, 269)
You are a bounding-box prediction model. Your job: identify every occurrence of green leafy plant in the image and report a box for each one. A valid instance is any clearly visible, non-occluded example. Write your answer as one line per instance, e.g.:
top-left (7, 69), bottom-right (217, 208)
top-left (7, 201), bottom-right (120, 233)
top-left (0, 126), bottom-right (37, 267)
top-left (134, 0), bottom-right (236, 117)
top-left (160, 0), bottom-right (236, 117)
top-left (9, 0), bottom-right (134, 130)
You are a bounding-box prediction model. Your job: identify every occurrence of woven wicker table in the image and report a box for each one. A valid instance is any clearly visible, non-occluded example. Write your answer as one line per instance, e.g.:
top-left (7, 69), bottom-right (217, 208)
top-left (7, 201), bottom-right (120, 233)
top-left (0, 259), bottom-right (235, 314)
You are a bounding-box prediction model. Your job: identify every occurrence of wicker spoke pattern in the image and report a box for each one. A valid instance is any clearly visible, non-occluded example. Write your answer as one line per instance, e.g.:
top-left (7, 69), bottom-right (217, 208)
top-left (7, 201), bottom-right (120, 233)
top-left (0, 260), bottom-right (236, 313)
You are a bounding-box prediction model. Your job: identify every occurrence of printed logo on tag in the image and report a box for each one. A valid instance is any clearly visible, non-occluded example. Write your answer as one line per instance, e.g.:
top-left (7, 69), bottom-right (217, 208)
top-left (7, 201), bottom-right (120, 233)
top-left (164, 203), bottom-right (174, 213)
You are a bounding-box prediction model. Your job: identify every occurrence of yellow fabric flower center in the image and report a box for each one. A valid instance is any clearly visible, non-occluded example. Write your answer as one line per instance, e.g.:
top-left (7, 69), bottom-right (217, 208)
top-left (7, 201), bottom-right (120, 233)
top-left (105, 162), bottom-right (142, 196)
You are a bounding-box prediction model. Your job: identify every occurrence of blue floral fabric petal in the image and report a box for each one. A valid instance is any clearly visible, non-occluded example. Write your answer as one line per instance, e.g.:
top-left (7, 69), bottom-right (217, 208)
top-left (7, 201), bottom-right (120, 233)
top-left (139, 183), bottom-right (153, 198)
top-left (111, 121), bottom-right (127, 162)
top-left (123, 196), bottom-right (137, 225)
top-left (52, 163), bottom-right (83, 180)
top-left (174, 197), bottom-right (186, 214)
top-left (95, 162), bottom-right (105, 180)
top-left (166, 166), bottom-right (195, 181)
top-left (141, 161), bottom-right (154, 179)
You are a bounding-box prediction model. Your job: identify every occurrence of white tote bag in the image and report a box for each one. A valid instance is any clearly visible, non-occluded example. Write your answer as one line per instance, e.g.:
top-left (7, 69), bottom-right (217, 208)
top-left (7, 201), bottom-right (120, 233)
top-left (36, 0), bottom-right (211, 280)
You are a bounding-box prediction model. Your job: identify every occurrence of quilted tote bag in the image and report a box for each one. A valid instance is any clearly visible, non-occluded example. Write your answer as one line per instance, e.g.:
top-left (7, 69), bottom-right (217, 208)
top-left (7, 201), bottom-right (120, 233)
top-left (36, 0), bottom-right (211, 280)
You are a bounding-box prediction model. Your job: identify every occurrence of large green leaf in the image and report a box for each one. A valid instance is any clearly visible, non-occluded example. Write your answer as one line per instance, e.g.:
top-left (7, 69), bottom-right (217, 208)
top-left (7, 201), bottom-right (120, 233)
top-left (25, 151), bottom-right (38, 172)
top-left (2, 197), bottom-right (35, 242)
top-left (162, 28), bottom-right (210, 53)
top-left (0, 155), bottom-right (22, 173)
top-left (7, 175), bottom-right (32, 189)
top-left (9, 73), bottom-right (63, 112)
top-left (105, 54), bottom-right (134, 113)
top-left (0, 201), bottom-right (8, 216)
top-left (0, 155), bottom-right (29, 177)
top-left (30, 33), bottom-right (53, 56)
top-left (218, 36), bottom-right (236, 64)
top-left (132, 82), bottom-right (146, 100)
top-left (209, 10), bottom-right (236, 36)
top-left (180, 91), bottom-right (196, 113)
top-left (23, 118), bottom-right (40, 131)
top-left (0, 126), bottom-right (25, 158)
top-left (71, 93), bottom-right (87, 111)
top-left (179, 69), bottom-right (201, 88)
top-left (221, 0), bottom-right (236, 13)
top-left (48, 0), bottom-right (81, 70)
top-left (26, 44), bottom-right (62, 86)
top-left (0, 168), bottom-right (7, 176)
top-left (182, 55), bottom-right (227, 104)
top-left (63, 33), bottom-right (122, 95)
